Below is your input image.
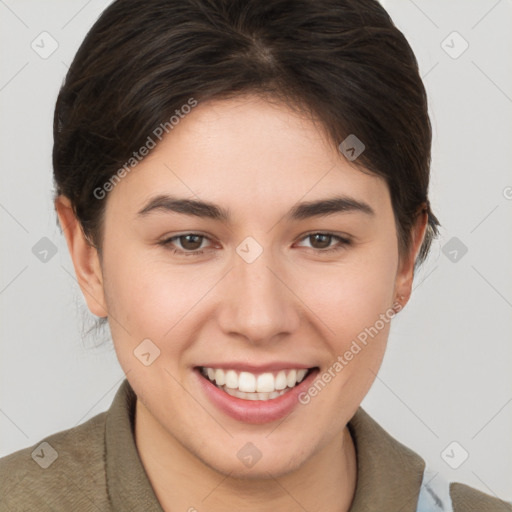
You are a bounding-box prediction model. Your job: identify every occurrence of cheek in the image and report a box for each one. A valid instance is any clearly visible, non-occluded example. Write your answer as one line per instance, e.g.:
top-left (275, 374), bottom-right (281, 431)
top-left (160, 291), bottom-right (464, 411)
top-left (295, 244), bottom-right (398, 428)
top-left (101, 251), bottom-right (186, 344)
top-left (305, 242), bottom-right (398, 347)
top-left (102, 249), bottom-right (220, 366)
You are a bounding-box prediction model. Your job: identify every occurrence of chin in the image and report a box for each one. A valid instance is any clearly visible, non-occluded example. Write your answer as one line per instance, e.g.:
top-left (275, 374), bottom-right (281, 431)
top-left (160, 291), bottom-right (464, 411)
top-left (191, 437), bottom-right (314, 480)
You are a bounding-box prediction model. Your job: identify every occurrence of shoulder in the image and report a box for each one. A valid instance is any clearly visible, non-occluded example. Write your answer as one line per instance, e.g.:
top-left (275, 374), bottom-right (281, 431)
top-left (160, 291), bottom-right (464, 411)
top-left (0, 410), bottom-right (111, 512)
top-left (450, 482), bottom-right (512, 512)
top-left (420, 466), bottom-right (512, 511)
top-left (350, 408), bottom-right (511, 511)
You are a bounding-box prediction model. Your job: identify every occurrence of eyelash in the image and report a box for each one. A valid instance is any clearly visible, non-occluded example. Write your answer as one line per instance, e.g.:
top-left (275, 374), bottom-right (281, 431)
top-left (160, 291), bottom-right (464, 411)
top-left (158, 232), bottom-right (352, 257)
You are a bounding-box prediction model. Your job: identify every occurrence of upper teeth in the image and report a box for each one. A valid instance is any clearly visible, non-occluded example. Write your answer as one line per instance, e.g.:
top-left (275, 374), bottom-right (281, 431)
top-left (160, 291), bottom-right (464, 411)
top-left (201, 367), bottom-right (308, 393)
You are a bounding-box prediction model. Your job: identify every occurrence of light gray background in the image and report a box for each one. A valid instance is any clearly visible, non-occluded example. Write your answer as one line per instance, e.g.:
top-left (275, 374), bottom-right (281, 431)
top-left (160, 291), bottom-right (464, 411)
top-left (1, 0), bottom-right (511, 501)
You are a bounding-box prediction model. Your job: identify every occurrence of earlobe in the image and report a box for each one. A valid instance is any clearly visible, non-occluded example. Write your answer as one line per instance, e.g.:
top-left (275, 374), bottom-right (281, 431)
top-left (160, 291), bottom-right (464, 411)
top-left (393, 207), bottom-right (429, 311)
top-left (54, 196), bottom-right (108, 318)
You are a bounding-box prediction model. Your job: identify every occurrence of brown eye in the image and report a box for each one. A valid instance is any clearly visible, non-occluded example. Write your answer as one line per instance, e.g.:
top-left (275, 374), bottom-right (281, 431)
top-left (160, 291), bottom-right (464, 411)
top-left (296, 232), bottom-right (351, 254)
top-left (308, 233), bottom-right (333, 249)
top-left (178, 234), bottom-right (204, 251)
top-left (159, 233), bottom-right (212, 256)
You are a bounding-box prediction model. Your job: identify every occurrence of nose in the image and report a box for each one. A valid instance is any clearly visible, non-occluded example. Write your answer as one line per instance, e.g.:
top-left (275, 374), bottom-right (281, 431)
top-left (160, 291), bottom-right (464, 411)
top-left (216, 243), bottom-right (300, 345)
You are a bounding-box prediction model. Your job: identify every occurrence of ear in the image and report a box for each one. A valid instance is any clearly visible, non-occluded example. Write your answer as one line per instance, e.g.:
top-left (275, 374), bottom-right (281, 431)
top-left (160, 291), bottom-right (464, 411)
top-left (393, 206), bottom-right (429, 310)
top-left (55, 195), bottom-right (108, 318)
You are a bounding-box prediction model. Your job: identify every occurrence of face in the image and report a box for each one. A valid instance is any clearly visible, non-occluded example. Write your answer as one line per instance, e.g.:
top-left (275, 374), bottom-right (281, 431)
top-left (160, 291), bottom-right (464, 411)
top-left (64, 94), bottom-right (422, 478)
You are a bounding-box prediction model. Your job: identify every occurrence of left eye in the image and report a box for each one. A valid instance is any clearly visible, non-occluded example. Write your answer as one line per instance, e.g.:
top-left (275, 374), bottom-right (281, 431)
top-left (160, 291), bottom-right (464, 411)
top-left (296, 233), bottom-right (351, 252)
top-left (160, 234), bottom-right (210, 254)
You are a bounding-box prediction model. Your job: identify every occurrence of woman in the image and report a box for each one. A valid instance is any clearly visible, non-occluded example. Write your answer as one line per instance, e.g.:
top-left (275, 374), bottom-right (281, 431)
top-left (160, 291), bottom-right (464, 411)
top-left (1, 0), bottom-right (510, 510)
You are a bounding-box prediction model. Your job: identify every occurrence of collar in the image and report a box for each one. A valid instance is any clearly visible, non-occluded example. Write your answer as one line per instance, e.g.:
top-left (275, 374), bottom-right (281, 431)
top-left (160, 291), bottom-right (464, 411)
top-left (105, 379), bottom-right (424, 511)
top-left (105, 379), bottom-right (164, 511)
top-left (347, 406), bottom-right (425, 511)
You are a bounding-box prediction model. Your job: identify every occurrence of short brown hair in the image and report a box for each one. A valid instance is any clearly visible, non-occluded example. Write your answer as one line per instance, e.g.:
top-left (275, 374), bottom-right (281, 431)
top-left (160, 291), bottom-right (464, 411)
top-left (53, 0), bottom-right (440, 267)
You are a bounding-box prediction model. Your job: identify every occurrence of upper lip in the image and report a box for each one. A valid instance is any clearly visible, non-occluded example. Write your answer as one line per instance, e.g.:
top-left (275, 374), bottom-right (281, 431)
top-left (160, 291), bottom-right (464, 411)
top-left (196, 362), bottom-right (316, 372)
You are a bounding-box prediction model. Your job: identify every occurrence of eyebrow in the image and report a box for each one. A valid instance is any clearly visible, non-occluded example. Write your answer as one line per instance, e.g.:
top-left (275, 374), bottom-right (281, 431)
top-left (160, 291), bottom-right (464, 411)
top-left (137, 194), bottom-right (375, 222)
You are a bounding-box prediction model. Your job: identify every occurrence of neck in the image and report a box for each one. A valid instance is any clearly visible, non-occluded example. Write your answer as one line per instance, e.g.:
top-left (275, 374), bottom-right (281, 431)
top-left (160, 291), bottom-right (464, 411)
top-left (134, 399), bottom-right (357, 512)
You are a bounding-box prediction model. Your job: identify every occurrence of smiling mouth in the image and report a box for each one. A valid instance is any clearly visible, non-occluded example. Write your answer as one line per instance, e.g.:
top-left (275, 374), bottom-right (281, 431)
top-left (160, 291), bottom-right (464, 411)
top-left (198, 366), bottom-right (316, 401)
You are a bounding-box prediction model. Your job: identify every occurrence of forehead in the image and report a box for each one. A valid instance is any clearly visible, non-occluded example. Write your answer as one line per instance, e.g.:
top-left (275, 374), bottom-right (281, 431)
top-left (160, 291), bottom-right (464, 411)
top-left (104, 95), bottom-right (389, 220)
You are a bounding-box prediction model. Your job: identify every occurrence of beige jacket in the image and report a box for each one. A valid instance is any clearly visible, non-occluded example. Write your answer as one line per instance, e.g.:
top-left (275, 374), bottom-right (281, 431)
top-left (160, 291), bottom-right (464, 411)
top-left (1, 379), bottom-right (510, 511)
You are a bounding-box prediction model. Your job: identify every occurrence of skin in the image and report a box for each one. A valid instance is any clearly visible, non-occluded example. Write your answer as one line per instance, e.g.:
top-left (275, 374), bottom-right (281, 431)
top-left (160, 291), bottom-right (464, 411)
top-left (56, 94), bottom-right (427, 512)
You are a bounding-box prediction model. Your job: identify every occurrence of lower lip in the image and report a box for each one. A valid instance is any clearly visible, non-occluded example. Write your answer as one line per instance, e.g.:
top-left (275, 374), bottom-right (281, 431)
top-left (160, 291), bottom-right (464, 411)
top-left (195, 368), bottom-right (319, 424)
